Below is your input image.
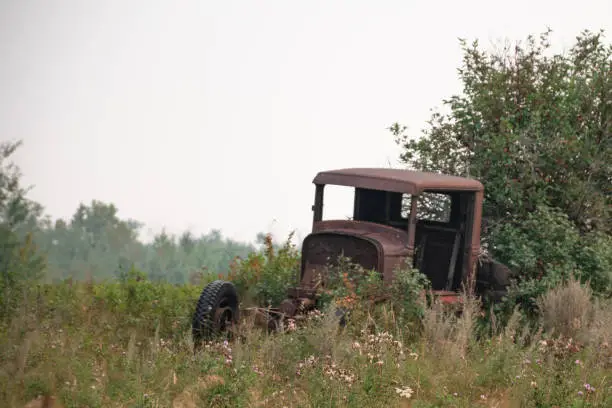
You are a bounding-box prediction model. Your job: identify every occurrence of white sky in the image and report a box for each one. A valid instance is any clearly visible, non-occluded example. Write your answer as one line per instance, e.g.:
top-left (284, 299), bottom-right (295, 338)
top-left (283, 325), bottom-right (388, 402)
top-left (1, 0), bottom-right (610, 244)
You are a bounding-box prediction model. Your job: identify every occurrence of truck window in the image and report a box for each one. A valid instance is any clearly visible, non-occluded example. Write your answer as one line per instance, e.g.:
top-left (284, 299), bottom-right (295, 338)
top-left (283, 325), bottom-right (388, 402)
top-left (401, 193), bottom-right (452, 223)
top-left (321, 185), bottom-right (354, 221)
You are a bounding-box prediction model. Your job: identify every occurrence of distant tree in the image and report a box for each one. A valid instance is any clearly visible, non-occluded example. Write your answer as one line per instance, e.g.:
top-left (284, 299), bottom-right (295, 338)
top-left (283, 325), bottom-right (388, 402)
top-left (179, 231), bottom-right (196, 254)
top-left (38, 200), bottom-right (144, 281)
top-left (0, 141), bottom-right (45, 317)
top-left (39, 204), bottom-right (258, 284)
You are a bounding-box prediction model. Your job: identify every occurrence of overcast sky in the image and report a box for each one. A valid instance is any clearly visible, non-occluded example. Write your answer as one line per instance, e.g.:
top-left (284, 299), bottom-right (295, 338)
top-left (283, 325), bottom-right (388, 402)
top-left (1, 0), bottom-right (610, 244)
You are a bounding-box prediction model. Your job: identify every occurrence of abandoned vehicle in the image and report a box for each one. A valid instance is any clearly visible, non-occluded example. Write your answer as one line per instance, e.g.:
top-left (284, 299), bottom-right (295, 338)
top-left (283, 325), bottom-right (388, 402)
top-left (192, 168), bottom-right (513, 343)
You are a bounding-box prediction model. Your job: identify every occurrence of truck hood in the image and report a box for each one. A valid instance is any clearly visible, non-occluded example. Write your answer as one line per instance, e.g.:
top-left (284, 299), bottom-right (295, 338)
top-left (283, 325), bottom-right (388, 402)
top-left (311, 220), bottom-right (411, 257)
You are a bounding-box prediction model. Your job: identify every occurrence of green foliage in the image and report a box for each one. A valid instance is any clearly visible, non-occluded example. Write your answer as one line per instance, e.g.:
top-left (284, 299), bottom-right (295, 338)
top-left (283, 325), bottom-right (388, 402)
top-left (490, 205), bottom-right (612, 318)
top-left (573, 232), bottom-right (612, 298)
top-left (392, 29), bottom-right (611, 233)
top-left (90, 273), bottom-right (203, 341)
top-left (391, 29), bottom-right (611, 318)
top-left (491, 206), bottom-right (580, 280)
top-left (312, 256), bottom-right (430, 335)
top-left (0, 141), bottom-right (45, 319)
top-left (388, 259), bottom-right (432, 323)
top-left (226, 233), bottom-right (300, 307)
top-left (315, 255), bottom-right (374, 308)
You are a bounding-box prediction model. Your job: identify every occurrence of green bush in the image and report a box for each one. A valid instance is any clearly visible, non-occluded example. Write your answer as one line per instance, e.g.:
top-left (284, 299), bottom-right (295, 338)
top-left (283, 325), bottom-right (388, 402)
top-left (226, 233), bottom-right (300, 307)
top-left (309, 256), bottom-right (430, 337)
top-left (490, 206), bottom-right (612, 319)
top-left (88, 269), bottom-right (202, 340)
top-left (388, 259), bottom-right (431, 324)
top-left (390, 29), bottom-right (612, 328)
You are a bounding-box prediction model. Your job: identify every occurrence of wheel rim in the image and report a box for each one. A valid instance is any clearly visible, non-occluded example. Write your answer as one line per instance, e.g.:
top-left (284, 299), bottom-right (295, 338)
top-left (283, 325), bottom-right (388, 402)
top-left (214, 305), bottom-right (234, 334)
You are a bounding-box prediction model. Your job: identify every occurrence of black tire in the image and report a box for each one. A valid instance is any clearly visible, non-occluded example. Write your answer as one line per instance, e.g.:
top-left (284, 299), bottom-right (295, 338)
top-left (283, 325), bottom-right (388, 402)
top-left (476, 258), bottom-right (513, 304)
top-left (192, 280), bottom-right (239, 348)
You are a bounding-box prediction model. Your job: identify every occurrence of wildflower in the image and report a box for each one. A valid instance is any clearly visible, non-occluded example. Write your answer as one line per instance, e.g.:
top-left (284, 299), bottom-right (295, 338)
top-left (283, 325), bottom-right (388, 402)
top-left (584, 383), bottom-right (596, 393)
top-left (578, 391), bottom-right (584, 396)
top-left (531, 381), bottom-right (538, 388)
top-left (287, 319), bottom-right (296, 331)
top-left (395, 386), bottom-right (413, 399)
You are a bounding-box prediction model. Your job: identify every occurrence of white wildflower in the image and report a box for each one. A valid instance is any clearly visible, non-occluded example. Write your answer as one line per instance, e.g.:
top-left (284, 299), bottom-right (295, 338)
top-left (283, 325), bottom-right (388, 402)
top-left (395, 386), bottom-right (413, 399)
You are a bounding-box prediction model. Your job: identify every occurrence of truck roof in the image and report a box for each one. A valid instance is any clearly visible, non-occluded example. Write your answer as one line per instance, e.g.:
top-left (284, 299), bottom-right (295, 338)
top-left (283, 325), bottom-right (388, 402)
top-left (313, 168), bottom-right (484, 195)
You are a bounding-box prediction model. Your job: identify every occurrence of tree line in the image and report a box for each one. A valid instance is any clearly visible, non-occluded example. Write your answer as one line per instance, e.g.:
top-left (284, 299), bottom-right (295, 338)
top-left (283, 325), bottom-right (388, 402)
top-left (0, 143), bottom-right (267, 291)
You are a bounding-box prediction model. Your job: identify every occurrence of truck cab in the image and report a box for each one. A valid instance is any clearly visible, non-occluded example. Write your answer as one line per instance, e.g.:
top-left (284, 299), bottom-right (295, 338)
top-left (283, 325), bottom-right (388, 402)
top-left (294, 168), bottom-right (509, 306)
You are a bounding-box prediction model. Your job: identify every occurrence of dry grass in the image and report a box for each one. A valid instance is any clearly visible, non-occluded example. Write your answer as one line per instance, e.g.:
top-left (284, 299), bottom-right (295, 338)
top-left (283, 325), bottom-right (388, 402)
top-left (421, 290), bottom-right (480, 363)
top-left (537, 275), bottom-right (595, 339)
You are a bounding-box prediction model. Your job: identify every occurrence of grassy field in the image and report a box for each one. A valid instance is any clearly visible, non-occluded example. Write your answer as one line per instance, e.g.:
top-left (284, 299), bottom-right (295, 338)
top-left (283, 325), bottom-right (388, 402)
top-left (0, 274), bottom-right (610, 408)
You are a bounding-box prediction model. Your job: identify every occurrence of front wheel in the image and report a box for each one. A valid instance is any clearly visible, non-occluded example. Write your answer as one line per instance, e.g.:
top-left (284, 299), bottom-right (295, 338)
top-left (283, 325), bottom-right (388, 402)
top-left (192, 280), bottom-right (239, 349)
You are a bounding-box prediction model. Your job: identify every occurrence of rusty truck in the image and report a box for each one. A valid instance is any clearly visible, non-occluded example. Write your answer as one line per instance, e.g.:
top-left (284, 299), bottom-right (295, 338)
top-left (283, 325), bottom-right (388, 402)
top-left (192, 168), bottom-right (513, 344)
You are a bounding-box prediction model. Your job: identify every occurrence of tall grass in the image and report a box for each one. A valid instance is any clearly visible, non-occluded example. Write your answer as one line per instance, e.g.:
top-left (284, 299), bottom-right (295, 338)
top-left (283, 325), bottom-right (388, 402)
top-left (1, 272), bottom-right (610, 407)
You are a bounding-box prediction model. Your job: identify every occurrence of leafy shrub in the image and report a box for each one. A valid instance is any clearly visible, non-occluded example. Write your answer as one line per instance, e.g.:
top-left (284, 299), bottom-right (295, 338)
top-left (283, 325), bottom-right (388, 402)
top-left (226, 233), bottom-right (300, 307)
top-left (85, 268), bottom-right (203, 340)
top-left (314, 255), bottom-right (376, 311)
top-left (388, 259), bottom-right (431, 324)
top-left (490, 205), bottom-right (612, 320)
top-left (573, 232), bottom-right (612, 298)
top-left (392, 29), bottom-right (611, 234)
top-left (390, 29), bottom-right (612, 329)
top-left (312, 256), bottom-right (430, 336)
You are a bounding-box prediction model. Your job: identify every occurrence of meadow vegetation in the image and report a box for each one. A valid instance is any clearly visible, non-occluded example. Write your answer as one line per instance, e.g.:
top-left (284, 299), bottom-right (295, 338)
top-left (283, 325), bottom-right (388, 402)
top-left (1, 28), bottom-right (610, 407)
top-left (0, 239), bottom-right (610, 407)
